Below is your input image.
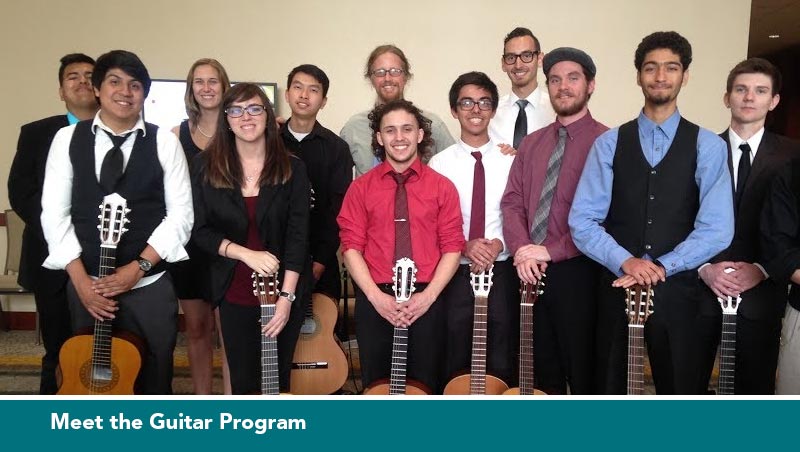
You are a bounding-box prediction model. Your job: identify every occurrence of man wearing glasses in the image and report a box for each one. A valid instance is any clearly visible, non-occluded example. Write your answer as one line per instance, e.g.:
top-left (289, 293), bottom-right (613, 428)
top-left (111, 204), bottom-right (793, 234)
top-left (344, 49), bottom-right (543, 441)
top-left (489, 27), bottom-right (555, 150)
top-left (429, 72), bottom-right (518, 387)
top-left (340, 44), bottom-right (455, 176)
top-left (501, 48), bottom-right (607, 394)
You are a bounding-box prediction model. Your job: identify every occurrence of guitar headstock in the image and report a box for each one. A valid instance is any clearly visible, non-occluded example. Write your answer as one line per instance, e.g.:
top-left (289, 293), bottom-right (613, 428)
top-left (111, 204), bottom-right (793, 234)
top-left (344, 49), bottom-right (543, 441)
top-left (625, 284), bottom-right (654, 327)
top-left (470, 265), bottom-right (494, 297)
top-left (252, 272), bottom-right (280, 305)
top-left (392, 257), bottom-right (417, 302)
top-left (97, 193), bottom-right (129, 247)
top-left (717, 268), bottom-right (742, 314)
top-left (520, 277), bottom-right (545, 305)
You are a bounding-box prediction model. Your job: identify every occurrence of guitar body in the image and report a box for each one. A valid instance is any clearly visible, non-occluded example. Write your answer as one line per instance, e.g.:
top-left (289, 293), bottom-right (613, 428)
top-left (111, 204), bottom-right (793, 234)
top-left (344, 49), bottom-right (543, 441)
top-left (290, 293), bottom-right (348, 394)
top-left (363, 378), bottom-right (431, 395)
top-left (57, 330), bottom-right (142, 395)
top-left (502, 387), bottom-right (547, 395)
top-left (444, 374), bottom-right (509, 395)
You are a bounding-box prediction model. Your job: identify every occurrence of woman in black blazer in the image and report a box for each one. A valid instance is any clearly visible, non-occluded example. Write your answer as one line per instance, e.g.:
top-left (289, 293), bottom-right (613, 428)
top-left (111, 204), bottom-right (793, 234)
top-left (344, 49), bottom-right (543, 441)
top-left (191, 82), bottom-right (311, 394)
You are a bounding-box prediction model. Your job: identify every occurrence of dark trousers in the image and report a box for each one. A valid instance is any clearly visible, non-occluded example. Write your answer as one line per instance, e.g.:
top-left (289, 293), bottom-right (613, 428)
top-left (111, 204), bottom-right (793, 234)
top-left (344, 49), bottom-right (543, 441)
top-left (533, 255), bottom-right (598, 395)
top-left (219, 290), bottom-right (308, 394)
top-left (313, 253), bottom-right (342, 300)
top-left (33, 277), bottom-right (71, 394)
top-left (68, 274), bottom-right (178, 394)
top-left (734, 313), bottom-right (781, 394)
top-left (443, 260), bottom-right (518, 386)
top-left (596, 271), bottom-right (718, 394)
top-left (355, 282), bottom-right (445, 393)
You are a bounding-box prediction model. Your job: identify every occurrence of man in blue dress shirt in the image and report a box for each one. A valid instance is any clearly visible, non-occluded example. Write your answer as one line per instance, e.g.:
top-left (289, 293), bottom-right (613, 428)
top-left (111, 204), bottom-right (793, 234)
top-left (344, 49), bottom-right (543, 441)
top-left (568, 31), bottom-right (733, 394)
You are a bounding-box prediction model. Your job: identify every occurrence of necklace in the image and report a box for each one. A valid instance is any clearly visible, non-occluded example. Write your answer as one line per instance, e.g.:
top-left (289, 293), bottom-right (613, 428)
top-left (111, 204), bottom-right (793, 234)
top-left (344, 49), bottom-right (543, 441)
top-left (196, 124), bottom-right (213, 138)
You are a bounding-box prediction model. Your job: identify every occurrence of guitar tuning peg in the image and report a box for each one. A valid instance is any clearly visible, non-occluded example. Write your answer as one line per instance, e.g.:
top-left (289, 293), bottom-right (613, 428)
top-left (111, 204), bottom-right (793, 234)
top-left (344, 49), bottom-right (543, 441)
top-left (121, 228), bottom-right (128, 233)
top-left (125, 208), bottom-right (131, 214)
top-left (97, 214), bottom-right (102, 220)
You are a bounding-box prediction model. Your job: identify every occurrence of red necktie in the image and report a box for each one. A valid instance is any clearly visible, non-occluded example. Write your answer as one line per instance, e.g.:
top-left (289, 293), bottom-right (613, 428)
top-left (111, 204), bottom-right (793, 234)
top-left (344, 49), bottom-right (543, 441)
top-left (468, 151), bottom-right (485, 240)
top-left (392, 171), bottom-right (412, 261)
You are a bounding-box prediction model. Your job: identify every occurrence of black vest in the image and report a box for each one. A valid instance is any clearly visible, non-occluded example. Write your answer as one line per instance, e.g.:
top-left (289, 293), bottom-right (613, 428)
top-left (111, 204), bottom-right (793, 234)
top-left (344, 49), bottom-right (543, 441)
top-left (69, 120), bottom-right (166, 277)
top-left (605, 118), bottom-right (699, 258)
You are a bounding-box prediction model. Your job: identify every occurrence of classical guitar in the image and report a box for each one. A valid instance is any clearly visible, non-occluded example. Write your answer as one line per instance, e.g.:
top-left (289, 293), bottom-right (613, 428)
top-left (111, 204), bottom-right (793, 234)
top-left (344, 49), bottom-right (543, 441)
top-left (252, 271), bottom-right (284, 395)
top-left (444, 266), bottom-right (509, 395)
top-left (364, 258), bottom-right (431, 395)
top-left (503, 279), bottom-right (547, 395)
top-left (58, 193), bottom-right (144, 395)
top-left (717, 269), bottom-right (741, 395)
top-left (290, 292), bottom-right (348, 394)
top-left (625, 284), bottom-right (654, 395)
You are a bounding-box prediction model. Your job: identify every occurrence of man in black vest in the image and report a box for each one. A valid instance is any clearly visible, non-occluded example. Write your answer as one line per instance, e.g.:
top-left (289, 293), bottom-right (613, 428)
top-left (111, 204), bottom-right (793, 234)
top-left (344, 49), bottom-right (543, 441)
top-left (8, 53), bottom-right (98, 394)
top-left (41, 50), bottom-right (194, 394)
top-left (569, 31), bottom-right (734, 394)
top-left (702, 58), bottom-right (799, 394)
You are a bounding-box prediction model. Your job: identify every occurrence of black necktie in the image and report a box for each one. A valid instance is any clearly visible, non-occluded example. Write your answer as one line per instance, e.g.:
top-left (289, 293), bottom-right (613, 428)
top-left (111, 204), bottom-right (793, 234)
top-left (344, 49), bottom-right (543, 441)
top-left (392, 171), bottom-right (412, 261)
top-left (735, 142), bottom-right (751, 205)
top-left (513, 99), bottom-right (529, 149)
top-left (100, 131), bottom-right (130, 193)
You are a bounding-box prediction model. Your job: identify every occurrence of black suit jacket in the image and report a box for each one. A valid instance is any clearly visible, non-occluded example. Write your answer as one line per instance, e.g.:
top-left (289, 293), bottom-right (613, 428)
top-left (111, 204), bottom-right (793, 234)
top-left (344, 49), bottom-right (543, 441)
top-left (7, 115), bottom-right (69, 294)
top-left (191, 153), bottom-right (311, 306)
top-left (711, 129), bottom-right (800, 319)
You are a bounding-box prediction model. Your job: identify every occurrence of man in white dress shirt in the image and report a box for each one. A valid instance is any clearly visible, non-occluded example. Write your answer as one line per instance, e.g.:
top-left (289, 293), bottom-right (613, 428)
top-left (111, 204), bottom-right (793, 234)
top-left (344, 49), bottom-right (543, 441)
top-left (489, 27), bottom-right (555, 149)
top-left (41, 50), bottom-right (193, 394)
top-left (429, 72), bottom-right (518, 387)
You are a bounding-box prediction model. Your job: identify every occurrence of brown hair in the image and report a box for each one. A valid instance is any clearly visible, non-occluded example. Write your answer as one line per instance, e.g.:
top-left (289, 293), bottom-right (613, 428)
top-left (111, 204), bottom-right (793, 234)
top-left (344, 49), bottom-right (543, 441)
top-left (368, 99), bottom-right (433, 162)
top-left (725, 57), bottom-right (782, 95)
top-left (183, 58), bottom-right (231, 125)
top-left (203, 83), bottom-right (291, 188)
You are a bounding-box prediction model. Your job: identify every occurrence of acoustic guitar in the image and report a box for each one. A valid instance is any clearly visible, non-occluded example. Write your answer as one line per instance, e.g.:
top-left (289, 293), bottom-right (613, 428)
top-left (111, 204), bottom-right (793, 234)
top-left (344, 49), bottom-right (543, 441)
top-left (625, 284), bottom-right (654, 395)
top-left (444, 266), bottom-right (509, 395)
top-left (503, 279), bottom-right (547, 395)
top-left (252, 271), bottom-right (285, 395)
top-left (717, 268), bottom-right (741, 395)
top-left (363, 258), bottom-right (431, 395)
top-left (58, 193), bottom-right (144, 395)
top-left (290, 292), bottom-right (348, 394)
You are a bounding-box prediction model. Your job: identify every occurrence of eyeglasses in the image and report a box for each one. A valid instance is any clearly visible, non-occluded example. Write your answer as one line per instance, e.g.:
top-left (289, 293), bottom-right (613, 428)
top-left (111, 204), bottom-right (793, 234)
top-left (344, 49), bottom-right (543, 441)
top-left (502, 50), bottom-right (540, 65)
top-left (370, 67), bottom-right (405, 78)
top-left (457, 98), bottom-right (493, 111)
top-left (225, 104), bottom-right (266, 118)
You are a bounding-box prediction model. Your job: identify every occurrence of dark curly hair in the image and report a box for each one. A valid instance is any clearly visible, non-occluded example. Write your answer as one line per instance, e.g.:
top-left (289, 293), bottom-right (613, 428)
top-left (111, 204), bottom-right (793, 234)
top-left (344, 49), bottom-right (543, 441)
top-left (368, 99), bottom-right (433, 162)
top-left (634, 31), bottom-right (692, 71)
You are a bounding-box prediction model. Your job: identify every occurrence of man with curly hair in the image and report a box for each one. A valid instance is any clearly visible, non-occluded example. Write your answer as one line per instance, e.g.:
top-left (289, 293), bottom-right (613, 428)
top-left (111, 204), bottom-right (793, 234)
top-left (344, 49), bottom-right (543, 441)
top-left (569, 31), bottom-right (733, 394)
top-left (338, 99), bottom-right (464, 393)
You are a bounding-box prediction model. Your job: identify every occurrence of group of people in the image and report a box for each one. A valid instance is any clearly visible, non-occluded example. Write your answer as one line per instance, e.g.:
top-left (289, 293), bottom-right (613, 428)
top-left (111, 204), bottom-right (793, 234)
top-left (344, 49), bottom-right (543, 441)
top-left (8, 26), bottom-right (800, 396)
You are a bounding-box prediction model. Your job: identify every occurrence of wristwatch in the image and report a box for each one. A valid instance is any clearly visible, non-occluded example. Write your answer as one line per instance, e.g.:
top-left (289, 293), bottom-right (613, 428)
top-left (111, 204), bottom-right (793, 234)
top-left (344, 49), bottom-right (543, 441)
top-left (137, 257), bottom-right (153, 273)
top-left (278, 291), bottom-right (296, 303)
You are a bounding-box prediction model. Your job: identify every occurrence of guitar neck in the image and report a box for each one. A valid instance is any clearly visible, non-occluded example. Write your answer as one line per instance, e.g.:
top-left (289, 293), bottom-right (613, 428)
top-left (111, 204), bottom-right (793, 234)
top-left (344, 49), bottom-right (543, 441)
top-left (389, 326), bottom-right (409, 395)
top-left (627, 323), bottom-right (646, 395)
top-left (470, 295), bottom-right (489, 394)
top-left (91, 246), bottom-right (117, 384)
top-left (718, 312), bottom-right (737, 395)
top-left (261, 304), bottom-right (280, 395)
top-left (518, 301), bottom-right (535, 395)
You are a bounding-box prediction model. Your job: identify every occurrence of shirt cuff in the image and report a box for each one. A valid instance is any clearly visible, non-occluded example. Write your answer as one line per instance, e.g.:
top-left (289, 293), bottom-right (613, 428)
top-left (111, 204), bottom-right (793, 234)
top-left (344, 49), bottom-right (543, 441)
top-left (609, 248), bottom-right (633, 278)
top-left (657, 253), bottom-right (684, 277)
top-left (754, 262), bottom-right (769, 279)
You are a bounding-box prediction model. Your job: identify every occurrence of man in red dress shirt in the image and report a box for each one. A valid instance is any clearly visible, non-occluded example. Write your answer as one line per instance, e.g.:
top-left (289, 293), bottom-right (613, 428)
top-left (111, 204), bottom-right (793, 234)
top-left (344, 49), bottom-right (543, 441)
top-left (338, 99), bottom-right (464, 393)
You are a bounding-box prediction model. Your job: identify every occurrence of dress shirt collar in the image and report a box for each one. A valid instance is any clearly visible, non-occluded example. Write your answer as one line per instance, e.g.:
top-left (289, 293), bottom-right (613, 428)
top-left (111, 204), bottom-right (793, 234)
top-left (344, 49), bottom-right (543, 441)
top-left (507, 85), bottom-right (545, 109)
top-left (378, 155), bottom-right (423, 180)
top-left (282, 118), bottom-right (323, 141)
top-left (557, 110), bottom-right (596, 140)
top-left (457, 138), bottom-right (495, 156)
top-left (91, 111), bottom-right (146, 137)
top-left (637, 108), bottom-right (680, 141)
top-left (66, 111), bottom-right (80, 125)
top-left (728, 127), bottom-right (765, 156)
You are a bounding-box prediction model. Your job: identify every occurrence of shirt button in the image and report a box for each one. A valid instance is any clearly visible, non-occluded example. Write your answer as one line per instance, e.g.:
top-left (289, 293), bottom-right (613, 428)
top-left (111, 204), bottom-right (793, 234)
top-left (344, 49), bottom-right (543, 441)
top-left (649, 194), bottom-right (655, 200)
top-left (647, 219), bottom-right (653, 225)
top-left (656, 147), bottom-right (662, 152)
top-left (645, 244), bottom-right (652, 250)
top-left (651, 170), bottom-right (657, 175)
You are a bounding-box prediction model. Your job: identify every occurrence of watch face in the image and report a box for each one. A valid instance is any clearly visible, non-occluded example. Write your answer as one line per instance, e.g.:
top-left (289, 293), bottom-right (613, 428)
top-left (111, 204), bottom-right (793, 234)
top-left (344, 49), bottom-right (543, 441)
top-left (138, 259), bottom-right (152, 272)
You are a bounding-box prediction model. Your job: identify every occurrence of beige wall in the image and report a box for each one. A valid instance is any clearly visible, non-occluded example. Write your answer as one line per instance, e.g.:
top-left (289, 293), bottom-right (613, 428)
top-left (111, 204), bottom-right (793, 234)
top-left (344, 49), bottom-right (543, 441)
top-left (0, 0), bottom-right (750, 308)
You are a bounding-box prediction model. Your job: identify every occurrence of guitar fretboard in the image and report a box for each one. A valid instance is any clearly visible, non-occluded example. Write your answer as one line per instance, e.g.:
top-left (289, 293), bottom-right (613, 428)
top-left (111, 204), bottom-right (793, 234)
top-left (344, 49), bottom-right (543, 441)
top-left (627, 323), bottom-right (645, 395)
top-left (470, 295), bottom-right (489, 394)
top-left (389, 327), bottom-right (409, 395)
top-left (261, 304), bottom-right (279, 395)
top-left (519, 300), bottom-right (535, 395)
top-left (90, 245), bottom-right (117, 390)
top-left (718, 312), bottom-right (737, 395)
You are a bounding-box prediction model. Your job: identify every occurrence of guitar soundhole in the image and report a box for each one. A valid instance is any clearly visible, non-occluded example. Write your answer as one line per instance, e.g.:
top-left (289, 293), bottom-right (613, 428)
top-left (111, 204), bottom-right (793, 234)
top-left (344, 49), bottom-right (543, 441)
top-left (299, 316), bottom-right (320, 336)
top-left (79, 360), bottom-right (120, 393)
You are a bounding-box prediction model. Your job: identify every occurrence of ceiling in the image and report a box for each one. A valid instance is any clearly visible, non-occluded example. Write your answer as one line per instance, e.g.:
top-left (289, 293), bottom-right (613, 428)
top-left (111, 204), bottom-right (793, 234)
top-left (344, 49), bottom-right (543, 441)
top-left (749, 0), bottom-right (800, 56)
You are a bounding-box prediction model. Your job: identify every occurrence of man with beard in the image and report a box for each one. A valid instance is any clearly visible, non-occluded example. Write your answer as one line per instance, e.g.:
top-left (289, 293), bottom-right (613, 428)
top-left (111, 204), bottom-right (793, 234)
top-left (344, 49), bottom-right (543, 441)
top-left (500, 48), bottom-right (607, 394)
top-left (340, 45), bottom-right (455, 176)
top-left (569, 32), bottom-right (733, 394)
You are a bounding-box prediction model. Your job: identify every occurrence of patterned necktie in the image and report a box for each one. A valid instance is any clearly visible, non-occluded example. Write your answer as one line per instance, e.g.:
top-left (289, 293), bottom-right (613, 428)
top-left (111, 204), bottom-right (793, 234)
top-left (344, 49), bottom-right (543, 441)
top-left (735, 142), bottom-right (752, 206)
top-left (468, 151), bottom-right (485, 240)
top-left (392, 171), bottom-right (412, 261)
top-left (513, 99), bottom-right (529, 149)
top-left (530, 127), bottom-right (568, 244)
top-left (99, 130), bottom-right (130, 193)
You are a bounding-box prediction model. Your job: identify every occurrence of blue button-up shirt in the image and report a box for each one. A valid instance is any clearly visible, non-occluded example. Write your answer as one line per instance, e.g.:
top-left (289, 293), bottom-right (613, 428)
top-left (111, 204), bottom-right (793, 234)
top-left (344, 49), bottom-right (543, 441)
top-left (568, 110), bottom-right (733, 277)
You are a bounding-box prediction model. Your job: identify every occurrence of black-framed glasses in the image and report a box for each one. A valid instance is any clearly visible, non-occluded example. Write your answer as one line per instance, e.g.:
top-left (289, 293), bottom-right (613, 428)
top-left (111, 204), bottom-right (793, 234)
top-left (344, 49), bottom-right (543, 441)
top-left (502, 50), bottom-right (540, 65)
top-left (370, 67), bottom-right (405, 78)
top-left (225, 104), bottom-right (267, 118)
top-left (457, 98), bottom-right (493, 111)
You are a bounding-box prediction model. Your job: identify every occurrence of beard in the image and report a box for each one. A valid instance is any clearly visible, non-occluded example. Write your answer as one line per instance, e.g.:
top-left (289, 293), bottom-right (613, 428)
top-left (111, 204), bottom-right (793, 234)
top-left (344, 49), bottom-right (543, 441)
top-left (552, 93), bottom-right (589, 117)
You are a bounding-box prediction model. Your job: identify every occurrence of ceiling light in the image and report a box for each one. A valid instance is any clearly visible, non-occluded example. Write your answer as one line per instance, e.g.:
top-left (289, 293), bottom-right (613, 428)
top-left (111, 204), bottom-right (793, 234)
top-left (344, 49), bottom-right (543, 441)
top-left (768, 34), bottom-right (780, 39)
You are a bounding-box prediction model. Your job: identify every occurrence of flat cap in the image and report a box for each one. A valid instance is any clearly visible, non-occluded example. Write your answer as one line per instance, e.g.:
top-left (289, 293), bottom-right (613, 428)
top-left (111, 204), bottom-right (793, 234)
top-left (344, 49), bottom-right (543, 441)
top-left (543, 47), bottom-right (596, 77)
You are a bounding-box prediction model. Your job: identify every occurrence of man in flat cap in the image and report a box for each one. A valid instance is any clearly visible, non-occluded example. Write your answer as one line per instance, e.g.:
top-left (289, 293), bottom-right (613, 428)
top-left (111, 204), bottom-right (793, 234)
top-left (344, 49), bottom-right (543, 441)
top-left (569, 32), bottom-right (732, 394)
top-left (500, 47), bottom-right (607, 394)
